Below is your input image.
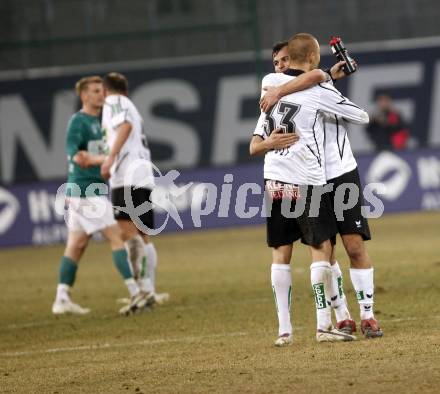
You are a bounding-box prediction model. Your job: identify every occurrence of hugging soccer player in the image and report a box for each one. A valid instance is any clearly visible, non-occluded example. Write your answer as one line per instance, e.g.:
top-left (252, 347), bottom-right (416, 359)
top-left (250, 33), bottom-right (373, 346)
top-left (260, 38), bottom-right (383, 339)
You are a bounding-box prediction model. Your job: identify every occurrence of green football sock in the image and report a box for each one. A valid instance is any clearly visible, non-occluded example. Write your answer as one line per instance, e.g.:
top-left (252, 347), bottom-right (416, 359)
top-left (112, 249), bottom-right (133, 280)
top-left (59, 256), bottom-right (78, 286)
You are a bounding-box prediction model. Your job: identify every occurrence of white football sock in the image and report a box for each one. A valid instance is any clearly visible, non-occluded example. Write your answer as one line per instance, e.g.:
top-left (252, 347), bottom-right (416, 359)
top-left (124, 278), bottom-right (141, 298)
top-left (137, 254), bottom-right (154, 294)
top-left (310, 261), bottom-right (332, 331)
top-left (271, 263), bottom-right (292, 336)
top-left (330, 262), bottom-right (351, 322)
top-left (124, 235), bottom-right (145, 280)
top-left (350, 268), bottom-right (375, 320)
top-left (144, 242), bottom-right (158, 292)
top-left (55, 284), bottom-right (70, 303)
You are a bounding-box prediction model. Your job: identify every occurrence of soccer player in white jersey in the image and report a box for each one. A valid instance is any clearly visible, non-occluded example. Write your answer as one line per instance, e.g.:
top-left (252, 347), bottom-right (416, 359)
top-left (100, 72), bottom-right (168, 314)
top-left (260, 42), bottom-right (383, 339)
top-left (264, 42), bottom-right (357, 335)
top-left (52, 76), bottom-right (144, 315)
top-left (250, 33), bottom-right (370, 346)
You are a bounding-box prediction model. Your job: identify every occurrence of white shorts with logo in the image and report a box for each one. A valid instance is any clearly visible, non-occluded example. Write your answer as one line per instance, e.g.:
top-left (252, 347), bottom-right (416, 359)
top-left (67, 196), bottom-right (116, 235)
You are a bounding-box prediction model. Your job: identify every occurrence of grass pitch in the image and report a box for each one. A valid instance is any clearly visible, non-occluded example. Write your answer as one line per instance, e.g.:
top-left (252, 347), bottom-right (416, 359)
top-left (1, 211), bottom-right (440, 393)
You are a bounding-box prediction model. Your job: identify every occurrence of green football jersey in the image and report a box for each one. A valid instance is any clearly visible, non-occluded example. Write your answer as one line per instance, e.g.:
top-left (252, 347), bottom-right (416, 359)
top-left (65, 111), bottom-right (107, 197)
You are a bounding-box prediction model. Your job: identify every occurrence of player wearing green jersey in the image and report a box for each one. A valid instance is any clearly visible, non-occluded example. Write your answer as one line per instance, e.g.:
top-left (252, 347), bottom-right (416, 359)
top-left (52, 76), bottom-right (146, 315)
top-left (74, 73), bottom-right (169, 314)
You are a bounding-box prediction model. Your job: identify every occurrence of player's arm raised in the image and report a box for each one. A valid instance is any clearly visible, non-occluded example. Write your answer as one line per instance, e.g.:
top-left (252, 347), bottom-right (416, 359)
top-left (101, 121), bottom-right (132, 179)
top-left (317, 83), bottom-right (369, 124)
top-left (260, 69), bottom-right (325, 113)
top-left (259, 61), bottom-right (348, 113)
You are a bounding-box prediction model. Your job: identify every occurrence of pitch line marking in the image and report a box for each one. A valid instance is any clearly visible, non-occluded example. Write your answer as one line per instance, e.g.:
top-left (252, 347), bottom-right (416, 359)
top-left (2, 312), bottom-right (440, 331)
top-left (0, 331), bottom-right (247, 358)
top-left (1, 298), bottom-right (273, 330)
top-left (3, 314), bottom-right (440, 358)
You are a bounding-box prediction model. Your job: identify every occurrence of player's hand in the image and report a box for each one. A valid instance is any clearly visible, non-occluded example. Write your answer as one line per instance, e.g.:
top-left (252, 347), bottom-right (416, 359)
top-left (73, 151), bottom-right (90, 168)
top-left (260, 86), bottom-right (282, 113)
top-left (329, 61), bottom-right (347, 80)
top-left (330, 59), bottom-right (357, 80)
top-left (266, 128), bottom-right (299, 150)
top-left (100, 155), bottom-right (114, 180)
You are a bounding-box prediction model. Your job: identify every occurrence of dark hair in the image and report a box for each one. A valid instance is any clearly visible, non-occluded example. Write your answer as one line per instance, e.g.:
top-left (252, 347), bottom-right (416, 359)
top-left (103, 72), bottom-right (128, 95)
top-left (272, 41), bottom-right (288, 58)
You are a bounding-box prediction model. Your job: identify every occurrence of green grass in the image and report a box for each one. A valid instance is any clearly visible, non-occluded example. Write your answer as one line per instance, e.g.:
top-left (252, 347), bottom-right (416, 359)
top-left (1, 211), bottom-right (440, 393)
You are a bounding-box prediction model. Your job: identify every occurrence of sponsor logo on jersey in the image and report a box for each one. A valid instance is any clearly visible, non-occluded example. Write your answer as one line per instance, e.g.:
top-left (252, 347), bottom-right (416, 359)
top-left (265, 180), bottom-right (300, 200)
top-left (110, 102), bottom-right (123, 116)
top-left (91, 123), bottom-right (100, 135)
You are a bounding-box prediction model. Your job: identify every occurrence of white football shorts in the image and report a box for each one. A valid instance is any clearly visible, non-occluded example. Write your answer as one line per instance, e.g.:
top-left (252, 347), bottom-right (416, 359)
top-left (67, 196), bottom-right (116, 235)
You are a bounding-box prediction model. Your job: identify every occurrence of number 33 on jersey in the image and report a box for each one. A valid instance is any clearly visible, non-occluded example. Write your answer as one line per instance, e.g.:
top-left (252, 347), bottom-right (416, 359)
top-left (253, 69), bottom-right (369, 186)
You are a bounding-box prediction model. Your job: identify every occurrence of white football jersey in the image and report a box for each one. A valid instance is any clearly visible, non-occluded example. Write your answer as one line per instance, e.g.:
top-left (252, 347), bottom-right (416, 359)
top-left (324, 114), bottom-right (358, 180)
top-left (254, 70), bottom-right (369, 185)
top-left (102, 94), bottom-right (155, 189)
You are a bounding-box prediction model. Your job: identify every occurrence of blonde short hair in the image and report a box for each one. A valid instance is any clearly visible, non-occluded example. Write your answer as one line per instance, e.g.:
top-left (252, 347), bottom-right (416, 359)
top-left (287, 33), bottom-right (319, 63)
top-left (75, 76), bottom-right (103, 96)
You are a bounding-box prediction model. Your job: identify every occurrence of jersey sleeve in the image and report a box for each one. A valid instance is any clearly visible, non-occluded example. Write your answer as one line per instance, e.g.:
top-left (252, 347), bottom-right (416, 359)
top-left (253, 112), bottom-right (267, 139)
top-left (254, 73), bottom-right (279, 138)
top-left (109, 96), bottom-right (135, 129)
top-left (317, 82), bottom-right (369, 125)
top-left (65, 117), bottom-right (84, 158)
top-left (260, 73), bottom-right (279, 98)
